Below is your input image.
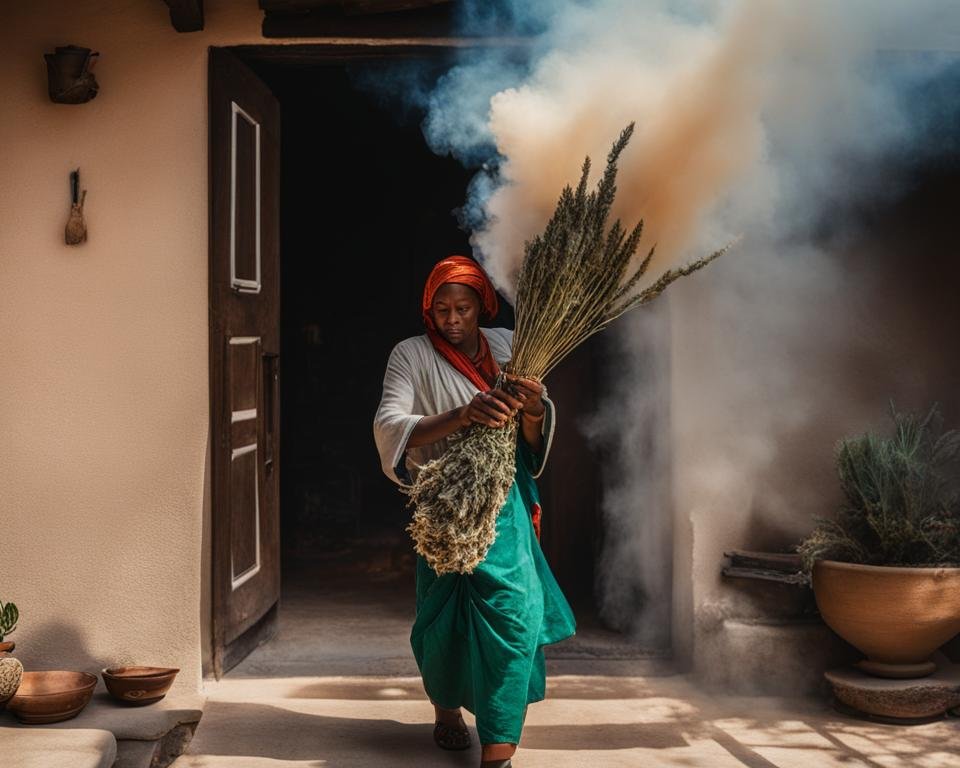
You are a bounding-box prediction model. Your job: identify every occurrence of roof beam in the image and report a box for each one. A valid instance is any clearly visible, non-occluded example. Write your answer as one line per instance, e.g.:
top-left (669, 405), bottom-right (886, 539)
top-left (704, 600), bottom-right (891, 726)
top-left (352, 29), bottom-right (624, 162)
top-left (259, 0), bottom-right (450, 14)
top-left (162, 0), bottom-right (204, 32)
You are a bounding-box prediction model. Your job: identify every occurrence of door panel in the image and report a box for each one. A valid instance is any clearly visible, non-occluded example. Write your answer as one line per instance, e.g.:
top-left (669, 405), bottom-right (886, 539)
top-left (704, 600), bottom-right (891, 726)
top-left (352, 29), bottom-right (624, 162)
top-left (209, 47), bottom-right (281, 676)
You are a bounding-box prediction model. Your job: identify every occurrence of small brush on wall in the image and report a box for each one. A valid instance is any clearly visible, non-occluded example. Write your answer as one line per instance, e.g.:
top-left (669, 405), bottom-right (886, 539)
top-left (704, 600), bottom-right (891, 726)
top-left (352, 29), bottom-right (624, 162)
top-left (65, 168), bottom-right (87, 245)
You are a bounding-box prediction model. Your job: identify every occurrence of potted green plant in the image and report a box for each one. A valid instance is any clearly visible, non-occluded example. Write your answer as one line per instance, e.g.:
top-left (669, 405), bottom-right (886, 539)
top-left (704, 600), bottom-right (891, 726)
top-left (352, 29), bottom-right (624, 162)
top-left (799, 404), bottom-right (960, 679)
top-left (0, 599), bottom-right (22, 707)
top-left (0, 599), bottom-right (17, 652)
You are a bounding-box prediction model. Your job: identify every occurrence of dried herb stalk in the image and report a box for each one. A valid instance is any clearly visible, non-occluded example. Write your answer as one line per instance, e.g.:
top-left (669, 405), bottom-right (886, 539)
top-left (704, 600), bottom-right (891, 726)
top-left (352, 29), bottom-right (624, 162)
top-left (407, 124), bottom-right (729, 575)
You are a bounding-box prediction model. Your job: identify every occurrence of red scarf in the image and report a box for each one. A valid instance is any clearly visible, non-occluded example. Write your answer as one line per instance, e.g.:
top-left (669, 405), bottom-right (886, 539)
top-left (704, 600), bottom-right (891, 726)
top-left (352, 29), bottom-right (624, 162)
top-left (422, 256), bottom-right (500, 391)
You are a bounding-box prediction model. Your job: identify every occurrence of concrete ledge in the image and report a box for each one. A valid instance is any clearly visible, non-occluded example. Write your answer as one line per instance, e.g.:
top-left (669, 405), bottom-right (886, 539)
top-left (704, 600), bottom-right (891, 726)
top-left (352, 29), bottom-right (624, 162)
top-left (696, 618), bottom-right (858, 695)
top-left (2, 726), bottom-right (117, 768)
top-left (3, 692), bottom-right (204, 740)
top-left (2, 693), bottom-right (204, 768)
top-left (826, 663), bottom-right (960, 720)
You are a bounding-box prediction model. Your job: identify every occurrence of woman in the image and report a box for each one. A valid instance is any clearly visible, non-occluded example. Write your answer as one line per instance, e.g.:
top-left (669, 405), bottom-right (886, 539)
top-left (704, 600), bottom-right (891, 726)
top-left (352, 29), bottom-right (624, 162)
top-left (373, 255), bottom-right (576, 768)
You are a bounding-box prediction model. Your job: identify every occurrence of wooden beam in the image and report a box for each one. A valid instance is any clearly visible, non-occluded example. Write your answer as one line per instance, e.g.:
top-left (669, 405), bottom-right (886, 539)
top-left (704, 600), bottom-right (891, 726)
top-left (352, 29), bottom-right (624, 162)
top-left (260, 0), bottom-right (450, 14)
top-left (721, 566), bottom-right (810, 586)
top-left (261, 4), bottom-right (461, 38)
top-left (162, 0), bottom-right (204, 32)
top-left (723, 549), bottom-right (804, 572)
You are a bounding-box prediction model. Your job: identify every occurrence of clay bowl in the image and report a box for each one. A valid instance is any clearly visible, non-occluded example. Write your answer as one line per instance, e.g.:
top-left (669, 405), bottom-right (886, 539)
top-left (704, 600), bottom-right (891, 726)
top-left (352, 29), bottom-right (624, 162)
top-left (7, 671), bottom-right (97, 723)
top-left (813, 560), bottom-right (960, 678)
top-left (102, 666), bottom-right (179, 706)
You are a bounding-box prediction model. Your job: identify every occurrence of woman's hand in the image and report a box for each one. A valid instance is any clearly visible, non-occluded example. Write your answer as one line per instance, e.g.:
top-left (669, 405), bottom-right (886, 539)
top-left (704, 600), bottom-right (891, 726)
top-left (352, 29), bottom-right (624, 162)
top-left (504, 374), bottom-right (546, 418)
top-left (459, 387), bottom-right (523, 428)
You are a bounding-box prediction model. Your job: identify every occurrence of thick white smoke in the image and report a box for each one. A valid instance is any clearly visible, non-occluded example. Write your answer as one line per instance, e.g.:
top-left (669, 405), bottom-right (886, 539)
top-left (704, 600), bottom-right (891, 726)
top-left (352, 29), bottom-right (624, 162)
top-left (415, 0), bottom-right (959, 639)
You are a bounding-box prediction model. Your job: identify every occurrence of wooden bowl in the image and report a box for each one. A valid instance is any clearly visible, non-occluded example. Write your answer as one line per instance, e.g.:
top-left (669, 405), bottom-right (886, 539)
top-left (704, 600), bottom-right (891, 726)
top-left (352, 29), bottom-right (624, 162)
top-left (7, 671), bottom-right (97, 723)
top-left (101, 666), bottom-right (179, 705)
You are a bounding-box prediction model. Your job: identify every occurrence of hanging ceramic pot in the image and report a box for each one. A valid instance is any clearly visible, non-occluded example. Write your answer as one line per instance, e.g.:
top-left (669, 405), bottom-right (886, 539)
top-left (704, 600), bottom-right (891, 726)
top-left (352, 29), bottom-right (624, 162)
top-left (44, 45), bottom-right (99, 104)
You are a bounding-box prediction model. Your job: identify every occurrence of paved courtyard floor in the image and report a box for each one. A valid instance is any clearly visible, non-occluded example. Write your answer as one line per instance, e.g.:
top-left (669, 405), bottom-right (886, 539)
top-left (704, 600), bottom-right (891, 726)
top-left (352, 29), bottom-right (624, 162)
top-left (172, 667), bottom-right (960, 768)
top-left (172, 555), bottom-right (960, 767)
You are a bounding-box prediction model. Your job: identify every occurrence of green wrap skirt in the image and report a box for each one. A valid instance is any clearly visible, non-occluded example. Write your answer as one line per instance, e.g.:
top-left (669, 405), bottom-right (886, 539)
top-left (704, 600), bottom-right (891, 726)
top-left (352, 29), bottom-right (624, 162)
top-left (410, 443), bottom-right (577, 745)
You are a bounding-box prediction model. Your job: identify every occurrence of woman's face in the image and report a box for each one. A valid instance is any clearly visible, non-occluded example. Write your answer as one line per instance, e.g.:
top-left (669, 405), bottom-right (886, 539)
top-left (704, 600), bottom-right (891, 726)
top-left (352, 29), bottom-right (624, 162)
top-left (431, 282), bottom-right (481, 348)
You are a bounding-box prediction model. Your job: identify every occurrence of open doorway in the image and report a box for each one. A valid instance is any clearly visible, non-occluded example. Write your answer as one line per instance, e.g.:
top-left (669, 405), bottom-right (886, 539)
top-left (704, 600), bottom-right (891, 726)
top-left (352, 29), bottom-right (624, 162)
top-left (216, 45), bottom-right (667, 676)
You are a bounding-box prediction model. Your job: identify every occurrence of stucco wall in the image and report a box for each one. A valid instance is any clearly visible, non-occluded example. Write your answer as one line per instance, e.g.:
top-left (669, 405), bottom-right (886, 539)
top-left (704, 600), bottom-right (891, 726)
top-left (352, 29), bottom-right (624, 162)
top-left (0, 0), bottom-right (272, 694)
top-left (0, 0), bottom-right (485, 697)
top-left (669, 205), bottom-right (960, 690)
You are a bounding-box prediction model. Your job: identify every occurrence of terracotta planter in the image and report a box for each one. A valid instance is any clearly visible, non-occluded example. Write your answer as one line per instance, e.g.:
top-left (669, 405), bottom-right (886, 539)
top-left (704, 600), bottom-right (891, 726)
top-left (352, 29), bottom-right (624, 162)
top-left (812, 560), bottom-right (960, 678)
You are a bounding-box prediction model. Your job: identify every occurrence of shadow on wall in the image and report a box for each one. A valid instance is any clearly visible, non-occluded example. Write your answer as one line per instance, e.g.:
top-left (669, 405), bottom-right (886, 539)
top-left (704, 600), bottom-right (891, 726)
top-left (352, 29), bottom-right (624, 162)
top-left (14, 620), bottom-right (107, 689)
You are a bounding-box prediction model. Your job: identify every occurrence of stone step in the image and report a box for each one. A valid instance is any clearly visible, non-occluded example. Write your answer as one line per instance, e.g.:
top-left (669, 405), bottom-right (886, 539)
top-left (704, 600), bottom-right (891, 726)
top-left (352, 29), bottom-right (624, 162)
top-left (1, 727), bottom-right (116, 768)
top-left (2, 692), bottom-right (204, 768)
top-left (825, 662), bottom-right (960, 720)
top-left (698, 618), bottom-right (858, 695)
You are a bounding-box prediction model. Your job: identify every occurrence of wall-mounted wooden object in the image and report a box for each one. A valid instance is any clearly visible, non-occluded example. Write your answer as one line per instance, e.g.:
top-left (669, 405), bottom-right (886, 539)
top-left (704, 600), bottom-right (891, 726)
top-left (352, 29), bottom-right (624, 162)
top-left (65, 169), bottom-right (88, 246)
top-left (162, 0), bottom-right (204, 32)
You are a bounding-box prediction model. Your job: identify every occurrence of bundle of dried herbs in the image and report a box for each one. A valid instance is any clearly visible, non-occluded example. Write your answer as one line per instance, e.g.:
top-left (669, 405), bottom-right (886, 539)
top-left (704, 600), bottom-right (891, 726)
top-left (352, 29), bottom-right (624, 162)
top-left (406, 124), bottom-right (730, 575)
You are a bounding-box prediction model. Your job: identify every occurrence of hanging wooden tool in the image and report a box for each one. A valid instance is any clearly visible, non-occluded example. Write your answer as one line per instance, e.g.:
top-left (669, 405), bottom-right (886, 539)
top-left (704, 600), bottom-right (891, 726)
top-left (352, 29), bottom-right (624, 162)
top-left (65, 168), bottom-right (88, 245)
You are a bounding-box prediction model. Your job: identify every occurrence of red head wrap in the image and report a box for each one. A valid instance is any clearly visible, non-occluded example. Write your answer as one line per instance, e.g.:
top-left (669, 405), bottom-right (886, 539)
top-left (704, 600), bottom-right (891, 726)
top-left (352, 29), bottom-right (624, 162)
top-left (421, 255), bottom-right (499, 327)
top-left (422, 255), bottom-right (501, 391)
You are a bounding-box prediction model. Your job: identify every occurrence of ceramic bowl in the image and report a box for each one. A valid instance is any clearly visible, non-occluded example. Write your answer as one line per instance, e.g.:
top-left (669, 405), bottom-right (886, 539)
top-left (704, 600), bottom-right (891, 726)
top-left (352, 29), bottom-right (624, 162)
top-left (101, 666), bottom-right (179, 705)
top-left (7, 670), bottom-right (97, 723)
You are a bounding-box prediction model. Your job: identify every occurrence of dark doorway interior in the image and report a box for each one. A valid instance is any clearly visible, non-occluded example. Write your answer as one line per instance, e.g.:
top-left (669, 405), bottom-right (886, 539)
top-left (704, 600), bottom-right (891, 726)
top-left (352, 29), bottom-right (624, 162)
top-left (255, 56), bottom-right (485, 557)
top-left (237, 50), bottom-right (652, 660)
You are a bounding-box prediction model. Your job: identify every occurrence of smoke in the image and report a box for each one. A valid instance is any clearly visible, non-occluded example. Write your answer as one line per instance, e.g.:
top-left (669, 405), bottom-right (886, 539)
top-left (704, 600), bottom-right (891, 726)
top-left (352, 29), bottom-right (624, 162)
top-left (395, 1), bottom-right (960, 642)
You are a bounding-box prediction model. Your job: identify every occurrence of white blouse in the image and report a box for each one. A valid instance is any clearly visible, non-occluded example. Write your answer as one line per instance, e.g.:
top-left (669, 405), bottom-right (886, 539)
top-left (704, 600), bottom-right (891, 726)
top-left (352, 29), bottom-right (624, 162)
top-left (372, 327), bottom-right (556, 485)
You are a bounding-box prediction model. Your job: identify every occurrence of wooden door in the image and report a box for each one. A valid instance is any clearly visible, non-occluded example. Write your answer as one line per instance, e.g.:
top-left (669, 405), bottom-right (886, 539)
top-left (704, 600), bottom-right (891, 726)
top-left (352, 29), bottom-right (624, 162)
top-left (209, 47), bottom-right (281, 677)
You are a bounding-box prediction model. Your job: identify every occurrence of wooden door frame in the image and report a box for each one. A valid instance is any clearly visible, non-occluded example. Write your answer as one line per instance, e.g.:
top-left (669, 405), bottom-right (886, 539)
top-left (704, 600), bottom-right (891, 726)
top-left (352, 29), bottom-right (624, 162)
top-left (205, 37), bottom-right (665, 677)
top-left (206, 40), bottom-right (510, 679)
top-left (208, 46), bottom-right (283, 678)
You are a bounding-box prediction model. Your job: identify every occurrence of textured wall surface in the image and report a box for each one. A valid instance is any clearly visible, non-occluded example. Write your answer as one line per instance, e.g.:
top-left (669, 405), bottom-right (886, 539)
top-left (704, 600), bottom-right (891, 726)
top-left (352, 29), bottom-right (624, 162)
top-left (0, 0), bottom-right (270, 694)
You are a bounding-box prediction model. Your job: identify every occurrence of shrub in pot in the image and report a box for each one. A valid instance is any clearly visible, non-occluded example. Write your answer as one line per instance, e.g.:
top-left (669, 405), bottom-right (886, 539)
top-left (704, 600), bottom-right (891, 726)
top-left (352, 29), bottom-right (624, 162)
top-left (799, 404), bottom-right (960, 679)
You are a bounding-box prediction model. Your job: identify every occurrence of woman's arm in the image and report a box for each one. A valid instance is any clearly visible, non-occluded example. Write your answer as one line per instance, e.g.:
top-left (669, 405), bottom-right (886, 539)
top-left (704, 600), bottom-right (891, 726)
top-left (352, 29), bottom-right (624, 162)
top-left (504, 374), bottom-right (546, 454)
top-left (408, 389), bottom-right (520, 448)
top-left (406, 408), bottom-right (465, 448)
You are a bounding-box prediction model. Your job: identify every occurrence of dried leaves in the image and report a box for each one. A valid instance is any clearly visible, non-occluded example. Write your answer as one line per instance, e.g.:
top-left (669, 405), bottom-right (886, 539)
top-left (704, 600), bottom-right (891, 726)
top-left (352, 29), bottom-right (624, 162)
top-left (405, 422), bottom-right (517, 575)
top-left (509, 123), bottom-right (730, 379)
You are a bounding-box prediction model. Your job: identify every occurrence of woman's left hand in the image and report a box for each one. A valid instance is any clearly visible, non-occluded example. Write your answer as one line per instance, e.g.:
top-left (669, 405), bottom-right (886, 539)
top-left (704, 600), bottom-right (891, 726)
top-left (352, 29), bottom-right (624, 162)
top-left (504, 374), bottom-right (545, 417)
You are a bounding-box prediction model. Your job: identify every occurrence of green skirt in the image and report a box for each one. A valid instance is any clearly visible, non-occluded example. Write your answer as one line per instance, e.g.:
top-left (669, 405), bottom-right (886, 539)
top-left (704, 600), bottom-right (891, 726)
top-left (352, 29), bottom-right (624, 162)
top-left (410, 444), bottom-right (577, 745)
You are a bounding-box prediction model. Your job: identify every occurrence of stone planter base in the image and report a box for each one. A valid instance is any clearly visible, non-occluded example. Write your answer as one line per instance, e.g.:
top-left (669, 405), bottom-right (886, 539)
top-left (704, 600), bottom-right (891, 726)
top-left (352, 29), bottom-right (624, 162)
top-left (825, 663), bottom-right (960, 721)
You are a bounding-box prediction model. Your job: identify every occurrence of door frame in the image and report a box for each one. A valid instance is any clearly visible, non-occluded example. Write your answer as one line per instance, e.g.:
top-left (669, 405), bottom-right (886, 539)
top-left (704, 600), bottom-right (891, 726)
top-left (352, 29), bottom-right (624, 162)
top-left (205, 41), bottom-right (478, 679)
top-left (204, 37), bottom-right (662, 677)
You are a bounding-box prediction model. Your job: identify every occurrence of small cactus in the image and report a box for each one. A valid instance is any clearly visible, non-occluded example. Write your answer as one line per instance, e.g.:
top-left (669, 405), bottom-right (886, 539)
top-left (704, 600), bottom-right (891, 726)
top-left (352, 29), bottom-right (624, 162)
top-left (0, 600), bottom-right (18, 641)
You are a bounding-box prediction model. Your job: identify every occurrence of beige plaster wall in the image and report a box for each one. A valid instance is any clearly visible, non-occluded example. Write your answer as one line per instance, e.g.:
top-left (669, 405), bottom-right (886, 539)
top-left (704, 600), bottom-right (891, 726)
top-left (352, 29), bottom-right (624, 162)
top-left (0, 0), bottom-right (272, 694)
top-left (0, 0), bottom-right (485, 696)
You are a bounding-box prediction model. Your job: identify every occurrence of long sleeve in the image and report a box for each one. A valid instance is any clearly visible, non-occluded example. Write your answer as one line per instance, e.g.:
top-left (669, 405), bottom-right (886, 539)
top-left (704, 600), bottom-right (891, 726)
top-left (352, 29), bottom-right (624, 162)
top-left (373, 342), bottom-right (424, 485)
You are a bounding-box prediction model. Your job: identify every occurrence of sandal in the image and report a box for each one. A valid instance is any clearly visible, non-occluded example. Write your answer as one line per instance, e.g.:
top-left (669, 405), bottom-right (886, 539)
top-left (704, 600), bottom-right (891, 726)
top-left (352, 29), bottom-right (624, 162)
top-left (433, 719), bottom-right (471, 751)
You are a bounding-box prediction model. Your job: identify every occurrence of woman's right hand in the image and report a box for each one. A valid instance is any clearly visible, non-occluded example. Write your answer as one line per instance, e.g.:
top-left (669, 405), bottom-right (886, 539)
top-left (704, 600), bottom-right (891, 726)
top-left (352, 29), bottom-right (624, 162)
top-left (459, 388), bottom-right (522, 428)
